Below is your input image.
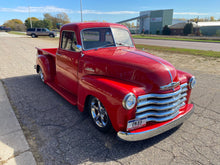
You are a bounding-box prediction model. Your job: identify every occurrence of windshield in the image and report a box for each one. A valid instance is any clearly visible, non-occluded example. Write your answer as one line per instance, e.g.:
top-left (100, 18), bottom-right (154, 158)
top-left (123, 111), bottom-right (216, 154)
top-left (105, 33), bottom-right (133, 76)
top-left (81, 27), bottom-right (133, 50)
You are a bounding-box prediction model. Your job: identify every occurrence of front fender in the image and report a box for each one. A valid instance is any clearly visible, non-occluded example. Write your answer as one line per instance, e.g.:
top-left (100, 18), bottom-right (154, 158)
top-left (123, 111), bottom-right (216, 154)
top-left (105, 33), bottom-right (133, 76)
top-left (77, 75), bottom-right (146, 132)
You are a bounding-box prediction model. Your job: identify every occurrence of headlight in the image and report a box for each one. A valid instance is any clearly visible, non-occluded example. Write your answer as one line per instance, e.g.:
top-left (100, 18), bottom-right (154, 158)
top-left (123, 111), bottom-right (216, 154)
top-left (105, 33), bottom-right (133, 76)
top-left (122, 93), bottom-right (136, 110)
top-left (189, 76), bottom-right (196, 89)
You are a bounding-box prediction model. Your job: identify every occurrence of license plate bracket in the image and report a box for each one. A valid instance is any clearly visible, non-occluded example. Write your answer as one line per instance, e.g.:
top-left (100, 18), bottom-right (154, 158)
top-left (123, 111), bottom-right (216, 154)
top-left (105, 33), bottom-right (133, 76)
top-left (127, 118), bottom-right (147, 131)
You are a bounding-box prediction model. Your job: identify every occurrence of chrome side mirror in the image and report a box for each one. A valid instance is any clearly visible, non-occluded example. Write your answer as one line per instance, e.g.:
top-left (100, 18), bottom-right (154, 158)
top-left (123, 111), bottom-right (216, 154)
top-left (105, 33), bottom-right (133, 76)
top-left (75, 45), bottom-right (82, 52)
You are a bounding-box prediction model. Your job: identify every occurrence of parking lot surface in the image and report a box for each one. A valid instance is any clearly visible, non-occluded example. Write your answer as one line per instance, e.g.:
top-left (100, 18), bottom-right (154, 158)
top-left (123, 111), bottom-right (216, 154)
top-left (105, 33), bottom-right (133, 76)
top-left (0, 33), bottom-right (219, 165)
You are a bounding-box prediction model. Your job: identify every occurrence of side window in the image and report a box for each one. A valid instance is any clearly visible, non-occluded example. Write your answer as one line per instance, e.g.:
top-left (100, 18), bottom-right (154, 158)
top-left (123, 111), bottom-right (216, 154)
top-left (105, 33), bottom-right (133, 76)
top-left (42, 29), bottom-right (46, 32)
top-left (105, 31), bottom-right (114, 43)
top-left (37, 28), bottom-right (41, 32)
top-left (61, 31), bottom-right (77, 51)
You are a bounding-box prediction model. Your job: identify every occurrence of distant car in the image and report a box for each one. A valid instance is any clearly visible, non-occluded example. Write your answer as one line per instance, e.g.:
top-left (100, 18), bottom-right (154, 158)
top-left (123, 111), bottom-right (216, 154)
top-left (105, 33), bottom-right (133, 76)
top-left (0, 26), bottom-right (11, 32)
top-left (26, 28), bottom-right (56, 38)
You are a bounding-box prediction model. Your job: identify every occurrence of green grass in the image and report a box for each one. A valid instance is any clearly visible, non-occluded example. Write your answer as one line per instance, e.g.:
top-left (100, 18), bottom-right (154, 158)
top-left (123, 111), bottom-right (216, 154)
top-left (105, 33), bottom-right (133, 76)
top-left (136, 44), bottom-right (220, 58)
top-left (8, 31), bottom-right (26, 35)
top-left (133, 35), bottom-right (220, 43)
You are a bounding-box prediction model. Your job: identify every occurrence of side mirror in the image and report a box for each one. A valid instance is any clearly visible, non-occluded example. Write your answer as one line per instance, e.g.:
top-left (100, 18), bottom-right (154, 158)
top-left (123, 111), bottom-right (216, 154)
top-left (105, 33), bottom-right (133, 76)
top-left (75, 45), bottom-right (82, 52)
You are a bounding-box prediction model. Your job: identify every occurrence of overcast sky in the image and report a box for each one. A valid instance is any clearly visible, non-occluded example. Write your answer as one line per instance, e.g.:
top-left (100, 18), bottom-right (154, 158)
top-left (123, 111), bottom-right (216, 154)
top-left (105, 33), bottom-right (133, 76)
top-left (1, 0), bottom-right (220, 25)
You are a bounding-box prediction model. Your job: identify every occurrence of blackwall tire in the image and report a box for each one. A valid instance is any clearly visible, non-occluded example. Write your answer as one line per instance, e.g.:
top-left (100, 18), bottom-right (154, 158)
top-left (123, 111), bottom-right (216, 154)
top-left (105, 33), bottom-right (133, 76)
top-left (31, 34), bottom-right (36, 38)
top-left (88, 96), bottom-right (112, 132)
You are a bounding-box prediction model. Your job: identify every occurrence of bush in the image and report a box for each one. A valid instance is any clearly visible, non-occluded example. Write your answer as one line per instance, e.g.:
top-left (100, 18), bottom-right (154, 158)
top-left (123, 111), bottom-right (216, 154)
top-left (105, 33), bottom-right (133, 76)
top-left (183, 23), bottom-right (193, 35)
top-left (156, 30), bottom-right (160, 35)
top-left (162, 25), bottom-right (171, 35)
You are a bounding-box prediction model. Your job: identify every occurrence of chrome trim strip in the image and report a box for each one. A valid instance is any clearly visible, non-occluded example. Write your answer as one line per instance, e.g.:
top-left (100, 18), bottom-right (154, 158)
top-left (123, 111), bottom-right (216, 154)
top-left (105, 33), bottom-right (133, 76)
top-left (136, 98), bottom-right (186, 113)
top-left (117, 106), bottom-right (194, 141)
top-left (144, 110), bottom-right (179, 122)
top-left (56, 53), bottom-right (62, 56)
top-left (136, 103), bottom-right (182, 119)
top-left (137, 93), bottom-right (187, 107)
top-left (137, 83), bottom-right (187, 102)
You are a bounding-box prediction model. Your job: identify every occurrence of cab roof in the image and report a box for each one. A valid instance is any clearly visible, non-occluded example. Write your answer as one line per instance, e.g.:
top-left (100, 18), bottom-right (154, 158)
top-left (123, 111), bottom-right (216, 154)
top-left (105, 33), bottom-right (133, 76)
top-left (61, 22), bottom-right (128, 32)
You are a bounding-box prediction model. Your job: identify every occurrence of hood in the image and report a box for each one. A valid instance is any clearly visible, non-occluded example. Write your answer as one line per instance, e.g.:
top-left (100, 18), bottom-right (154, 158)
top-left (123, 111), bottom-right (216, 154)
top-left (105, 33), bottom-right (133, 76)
top-left (82, 47), bottom-right (178, 92)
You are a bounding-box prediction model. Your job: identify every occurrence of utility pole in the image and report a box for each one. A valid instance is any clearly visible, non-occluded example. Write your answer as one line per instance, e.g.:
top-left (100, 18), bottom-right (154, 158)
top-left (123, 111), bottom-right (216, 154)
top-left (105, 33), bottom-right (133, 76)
top-left (80, 0), bottom-right (83, 22)
top-left (28, 5), bottom-right (32, 28)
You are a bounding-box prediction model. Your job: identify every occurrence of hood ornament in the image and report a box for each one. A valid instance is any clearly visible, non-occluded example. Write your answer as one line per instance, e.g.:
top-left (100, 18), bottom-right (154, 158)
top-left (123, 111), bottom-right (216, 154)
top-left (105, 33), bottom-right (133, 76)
top-left (160, 81), bottom-right (180, 91)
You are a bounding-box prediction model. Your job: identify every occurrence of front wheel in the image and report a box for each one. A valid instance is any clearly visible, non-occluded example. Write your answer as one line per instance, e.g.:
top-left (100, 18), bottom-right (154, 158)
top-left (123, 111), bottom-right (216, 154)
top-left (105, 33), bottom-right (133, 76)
top-left (88, 96), bottom-right (112, 132)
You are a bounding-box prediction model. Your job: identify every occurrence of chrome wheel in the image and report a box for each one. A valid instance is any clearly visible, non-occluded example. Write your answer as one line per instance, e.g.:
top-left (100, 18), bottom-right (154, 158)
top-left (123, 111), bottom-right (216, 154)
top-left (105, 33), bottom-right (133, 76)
top-left (89, 96), bottom-right (111, 132)
top-left (39, 68), bottom-right (44, 82)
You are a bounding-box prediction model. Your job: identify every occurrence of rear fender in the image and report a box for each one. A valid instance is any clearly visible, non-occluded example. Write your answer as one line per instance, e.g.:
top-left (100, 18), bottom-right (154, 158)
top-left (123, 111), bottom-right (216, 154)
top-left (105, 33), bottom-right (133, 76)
top-left (77, 75), bottom-right (146, 132)
top-left (37, 55), bottom-right (55, 82)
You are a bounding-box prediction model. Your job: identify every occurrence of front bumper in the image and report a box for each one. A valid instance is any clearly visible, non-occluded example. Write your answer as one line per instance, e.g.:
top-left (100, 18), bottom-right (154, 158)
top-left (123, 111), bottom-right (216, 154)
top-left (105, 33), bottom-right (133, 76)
top-left (117, 104), bottom-right (194, 141)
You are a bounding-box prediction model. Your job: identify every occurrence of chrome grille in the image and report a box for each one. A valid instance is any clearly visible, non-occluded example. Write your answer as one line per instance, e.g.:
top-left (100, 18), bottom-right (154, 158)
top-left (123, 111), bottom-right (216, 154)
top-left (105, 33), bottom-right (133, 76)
top-left (136, 83), bottom-right (188, 122)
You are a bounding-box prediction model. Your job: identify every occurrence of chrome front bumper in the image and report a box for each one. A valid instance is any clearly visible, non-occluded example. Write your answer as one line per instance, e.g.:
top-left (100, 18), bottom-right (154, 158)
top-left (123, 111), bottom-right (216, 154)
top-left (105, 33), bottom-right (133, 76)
top-left (117, 106), bottom-right (194, 141)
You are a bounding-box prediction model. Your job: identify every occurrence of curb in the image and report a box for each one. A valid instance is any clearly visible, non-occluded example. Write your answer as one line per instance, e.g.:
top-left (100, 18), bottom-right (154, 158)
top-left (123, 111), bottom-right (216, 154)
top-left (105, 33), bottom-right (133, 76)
top-left (0, 81), bottom-right (36, 165)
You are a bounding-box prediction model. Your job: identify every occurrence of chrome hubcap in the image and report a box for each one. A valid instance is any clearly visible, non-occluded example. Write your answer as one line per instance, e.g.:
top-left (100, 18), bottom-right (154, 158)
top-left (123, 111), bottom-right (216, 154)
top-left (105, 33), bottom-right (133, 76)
top-left (90, 97), bottom-right (108, 128)
top-left (39, 69), bottom-right (44, 82)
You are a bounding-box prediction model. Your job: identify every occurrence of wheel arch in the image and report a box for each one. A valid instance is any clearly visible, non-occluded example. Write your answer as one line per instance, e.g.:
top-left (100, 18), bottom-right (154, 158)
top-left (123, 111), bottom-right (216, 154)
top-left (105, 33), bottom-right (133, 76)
top-left (77, 75), bottom-right (144, 132)
top-left (36, 55), bottom-right (55, 82)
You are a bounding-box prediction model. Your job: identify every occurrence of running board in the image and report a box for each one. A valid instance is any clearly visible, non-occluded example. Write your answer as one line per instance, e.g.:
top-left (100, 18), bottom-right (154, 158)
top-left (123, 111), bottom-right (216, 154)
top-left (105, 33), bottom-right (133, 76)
top-left (46, 82), bottom-right (77, 105)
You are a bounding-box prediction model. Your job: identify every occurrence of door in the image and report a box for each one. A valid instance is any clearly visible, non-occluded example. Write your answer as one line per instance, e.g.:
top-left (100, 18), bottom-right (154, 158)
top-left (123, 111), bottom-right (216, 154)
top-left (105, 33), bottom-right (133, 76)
top-left (56, 31), bottom-right (81, 95)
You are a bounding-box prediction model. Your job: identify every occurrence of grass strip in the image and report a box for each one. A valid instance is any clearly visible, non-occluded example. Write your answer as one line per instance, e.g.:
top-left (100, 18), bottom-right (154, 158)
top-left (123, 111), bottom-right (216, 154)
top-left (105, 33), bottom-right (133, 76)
top-left (136, 44), bottom-right (220, 58)
top-left (133, 35), bottom-right (220, 43)
top-left (8, 31), bottom-right (26, 35)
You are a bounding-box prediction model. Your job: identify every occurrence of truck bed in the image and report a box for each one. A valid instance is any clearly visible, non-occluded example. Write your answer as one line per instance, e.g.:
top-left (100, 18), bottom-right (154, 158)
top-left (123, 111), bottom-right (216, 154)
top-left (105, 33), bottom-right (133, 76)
top-left (36, 48), bottom-right (57, 57)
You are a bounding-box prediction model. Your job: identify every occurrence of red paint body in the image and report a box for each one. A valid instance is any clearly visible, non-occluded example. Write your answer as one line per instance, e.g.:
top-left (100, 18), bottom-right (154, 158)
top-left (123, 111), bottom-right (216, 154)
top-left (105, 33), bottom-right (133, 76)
top-left (36, 22), bottom-right (194, 134)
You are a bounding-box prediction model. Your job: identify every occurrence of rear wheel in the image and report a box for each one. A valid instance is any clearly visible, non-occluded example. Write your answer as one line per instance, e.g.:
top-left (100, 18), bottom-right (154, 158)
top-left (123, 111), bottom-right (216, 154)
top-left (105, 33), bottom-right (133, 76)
top-left (31, 33), bottom-right (36, 38)
top-left (88, 96), bottom-right (112, 132)
top-left (38, 67), bottom-right (45, 83)
top-left (49, 34), bottom-right (54, 38)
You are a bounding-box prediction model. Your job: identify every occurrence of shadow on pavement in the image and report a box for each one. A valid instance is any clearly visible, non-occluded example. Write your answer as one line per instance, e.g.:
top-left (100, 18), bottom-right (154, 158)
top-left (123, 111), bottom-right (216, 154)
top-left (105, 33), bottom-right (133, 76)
top-left (2, 75), bottom-right (180, 164)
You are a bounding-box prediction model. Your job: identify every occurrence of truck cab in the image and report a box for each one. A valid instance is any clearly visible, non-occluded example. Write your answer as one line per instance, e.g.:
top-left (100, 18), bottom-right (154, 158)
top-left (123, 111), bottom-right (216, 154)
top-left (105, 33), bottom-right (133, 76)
top-left (35, 22), bottom-right (196, 141)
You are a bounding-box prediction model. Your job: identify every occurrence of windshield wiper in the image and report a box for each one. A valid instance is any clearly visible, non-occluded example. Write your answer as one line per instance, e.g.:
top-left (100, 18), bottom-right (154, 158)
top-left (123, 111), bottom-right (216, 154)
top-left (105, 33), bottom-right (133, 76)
top-left (116, 42), bottom-right (129, 47)
top-left (96, 43), bottom-right (116, 49)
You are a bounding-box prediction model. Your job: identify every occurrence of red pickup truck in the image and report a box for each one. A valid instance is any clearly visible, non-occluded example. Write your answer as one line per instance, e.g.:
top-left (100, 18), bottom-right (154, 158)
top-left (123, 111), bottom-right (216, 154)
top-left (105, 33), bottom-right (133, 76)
top-left (35, 22), bottom-right (196, 141)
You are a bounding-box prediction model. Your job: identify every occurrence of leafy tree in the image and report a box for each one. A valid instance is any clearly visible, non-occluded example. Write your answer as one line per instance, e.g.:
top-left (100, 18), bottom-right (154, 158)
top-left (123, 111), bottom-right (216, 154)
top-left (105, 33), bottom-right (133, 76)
top-left (25, 17), bottom-right (39, 29)
top-left (183, 23), bottom-right (193, 35)
top-left (3, 19), bottom-right (25, 31)
top-left (44, 12), bottom-right (70, 29)
top-left (162, 25), bottom-right (171, 35)
top-left (210, 16), bottom-right (215, 21)
top-left (33, 20), bottom-right (53, 30)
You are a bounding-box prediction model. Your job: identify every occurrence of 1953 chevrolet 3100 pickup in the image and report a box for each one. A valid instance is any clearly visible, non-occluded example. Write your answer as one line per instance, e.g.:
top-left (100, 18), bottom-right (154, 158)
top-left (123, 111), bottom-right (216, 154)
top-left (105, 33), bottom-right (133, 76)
top-left (35, 22), bottom-right (196, 141)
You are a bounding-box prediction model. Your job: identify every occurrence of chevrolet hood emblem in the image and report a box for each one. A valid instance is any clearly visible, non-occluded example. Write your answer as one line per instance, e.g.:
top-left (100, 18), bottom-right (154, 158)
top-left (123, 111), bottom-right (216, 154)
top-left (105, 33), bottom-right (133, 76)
top-left (160, 81), bottom-right (180, 90)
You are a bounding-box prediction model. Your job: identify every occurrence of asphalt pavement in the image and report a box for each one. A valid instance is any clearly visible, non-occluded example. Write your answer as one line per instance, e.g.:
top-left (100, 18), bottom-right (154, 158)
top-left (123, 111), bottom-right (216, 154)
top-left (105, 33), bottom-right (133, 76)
top-left (0, 32), bottom-right (219, 165)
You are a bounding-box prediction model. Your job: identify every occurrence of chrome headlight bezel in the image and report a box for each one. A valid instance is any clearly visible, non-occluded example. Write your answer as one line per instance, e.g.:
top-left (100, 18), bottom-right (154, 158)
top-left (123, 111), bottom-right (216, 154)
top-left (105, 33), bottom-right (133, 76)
top-left (189, 76), bottom-right (196, 89)
top-left (122, 93), bottom-right (136, 110)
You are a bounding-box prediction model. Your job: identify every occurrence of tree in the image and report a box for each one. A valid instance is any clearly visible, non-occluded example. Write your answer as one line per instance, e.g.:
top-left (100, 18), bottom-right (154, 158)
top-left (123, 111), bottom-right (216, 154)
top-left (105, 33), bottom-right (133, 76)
top-left (210, 16), bottom-right (215, 21)
top-left (162, 25), bottom-right (171, 35)
top-left (3, 19), bottom-right (26, 31)
top-left (25, 17), bottom-right (39, 29)
top-left (183, 23), bottom-right (193, 35)
top-left (44, 12), bottom-right (70, 29)
top-left (33, 20), bottom-right (52, 30)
